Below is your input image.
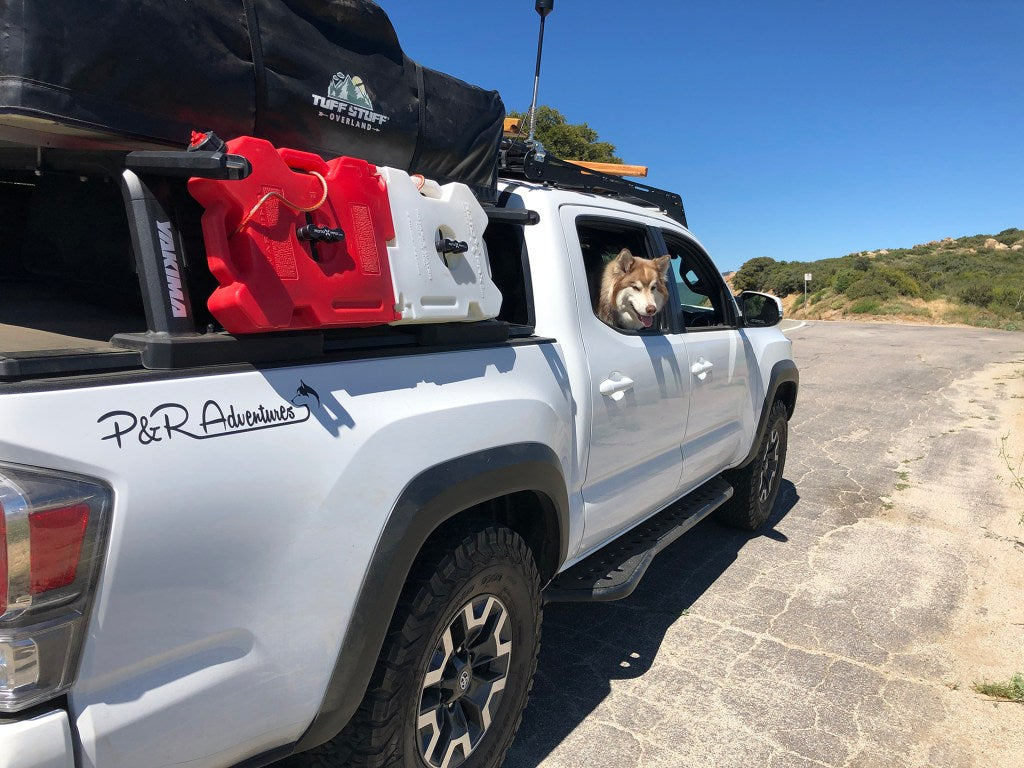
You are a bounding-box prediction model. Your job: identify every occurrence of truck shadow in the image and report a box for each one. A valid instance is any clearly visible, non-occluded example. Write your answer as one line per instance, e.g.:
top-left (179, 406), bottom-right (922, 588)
top-left (504, 479), bottom-right (799, 767)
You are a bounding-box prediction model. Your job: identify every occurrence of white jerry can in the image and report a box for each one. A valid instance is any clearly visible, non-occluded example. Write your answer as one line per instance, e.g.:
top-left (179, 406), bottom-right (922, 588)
top-left (379, 167), bottom-right (503, 324)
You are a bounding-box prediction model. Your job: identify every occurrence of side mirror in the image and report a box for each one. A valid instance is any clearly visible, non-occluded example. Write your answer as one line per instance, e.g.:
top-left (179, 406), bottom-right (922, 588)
top-left (738, 291), bottom-right (782, 327)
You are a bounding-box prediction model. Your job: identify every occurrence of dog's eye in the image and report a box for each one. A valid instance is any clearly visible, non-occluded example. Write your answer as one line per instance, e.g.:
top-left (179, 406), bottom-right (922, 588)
top-left (632, 283), bottom-right (642, 290)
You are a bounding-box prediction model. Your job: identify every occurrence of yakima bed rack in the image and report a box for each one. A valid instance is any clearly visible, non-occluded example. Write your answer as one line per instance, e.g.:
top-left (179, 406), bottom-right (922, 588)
top-left (498, 138), bottom-right (688, 228)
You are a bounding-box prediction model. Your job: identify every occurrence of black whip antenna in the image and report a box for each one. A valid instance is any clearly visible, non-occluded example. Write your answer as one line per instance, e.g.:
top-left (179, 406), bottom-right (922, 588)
top-left (526, 0), bottom-right (555, 147)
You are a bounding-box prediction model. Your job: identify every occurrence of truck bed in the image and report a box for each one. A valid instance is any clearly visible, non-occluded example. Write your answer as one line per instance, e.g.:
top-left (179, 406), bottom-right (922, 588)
top-left (0, 282), bottom-right (145, 352)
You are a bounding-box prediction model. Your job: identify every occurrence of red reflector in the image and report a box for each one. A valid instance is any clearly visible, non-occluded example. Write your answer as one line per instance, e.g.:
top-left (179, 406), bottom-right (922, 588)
top-left (29, 503), bottom-right (89, 594)
top-left (0, 501), bottom-right (7, 614)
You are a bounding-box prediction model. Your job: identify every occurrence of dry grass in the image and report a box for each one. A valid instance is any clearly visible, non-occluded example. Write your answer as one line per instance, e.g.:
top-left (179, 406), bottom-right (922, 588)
top-left (781, 293), bottom-right (1022, 330)
top-left (973, 673), bottom-right (1024, 703)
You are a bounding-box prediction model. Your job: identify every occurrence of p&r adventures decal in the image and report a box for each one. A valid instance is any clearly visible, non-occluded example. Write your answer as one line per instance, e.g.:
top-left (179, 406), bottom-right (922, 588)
top-left (98, 381), bottom-right (321, 449)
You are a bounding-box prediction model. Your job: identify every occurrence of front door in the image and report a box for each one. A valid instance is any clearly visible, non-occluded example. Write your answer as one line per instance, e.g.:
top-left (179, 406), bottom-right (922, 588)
top-left (660, 230), bottom-right (752, 489)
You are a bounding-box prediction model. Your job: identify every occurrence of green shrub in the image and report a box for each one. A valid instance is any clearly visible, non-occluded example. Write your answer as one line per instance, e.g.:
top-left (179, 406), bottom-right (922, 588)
top-left (733, 257), bottom-right (778, 292)
top-left (990, 286), bottom-right (1024, 313)
top-left (833, 269), bottom-right (858, 294)
top-left (874, 265), bottom-right (922, 297)
top-left (769, 271), bottom-right (803, 297)
top-left (850, 298), bottom-right (881, 314)
top-left (995, 227), bottom-right (1022, 246)
top-left (846, 273), bottom-right (896, 300)
top-left (844, 265), bottom-right (922, 300)
top-left (960, 284), bottom-right (994, 307)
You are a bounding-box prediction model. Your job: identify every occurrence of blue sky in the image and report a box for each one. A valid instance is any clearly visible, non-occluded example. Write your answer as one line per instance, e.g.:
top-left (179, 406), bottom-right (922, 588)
top-left (383, 1), bottom-right (1023, 272)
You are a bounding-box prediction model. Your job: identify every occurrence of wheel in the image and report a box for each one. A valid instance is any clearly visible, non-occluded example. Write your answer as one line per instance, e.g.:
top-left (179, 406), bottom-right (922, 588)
top-left (717, 400), bottom-right (789, 530)
top-left (316, 524), bottom-right (542, 768)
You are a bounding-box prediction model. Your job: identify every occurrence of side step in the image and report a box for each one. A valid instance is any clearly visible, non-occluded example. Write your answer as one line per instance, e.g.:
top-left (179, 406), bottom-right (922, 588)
top-left (545, 476), bottom-right (733, 603)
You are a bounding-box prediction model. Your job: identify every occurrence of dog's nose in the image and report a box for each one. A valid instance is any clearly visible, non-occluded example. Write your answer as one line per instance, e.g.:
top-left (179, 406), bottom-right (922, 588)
top-left (645, 304), bottom-right (656, 314)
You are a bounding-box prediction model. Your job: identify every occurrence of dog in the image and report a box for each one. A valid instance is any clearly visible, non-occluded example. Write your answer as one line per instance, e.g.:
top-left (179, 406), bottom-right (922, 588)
top-left (597, 248), bottom-right (671, 330)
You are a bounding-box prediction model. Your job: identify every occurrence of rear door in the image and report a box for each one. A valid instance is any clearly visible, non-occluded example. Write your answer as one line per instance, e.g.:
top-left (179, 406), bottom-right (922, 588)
top-left (561, 207), bottom-right (690, 552)
top-left (658, 229), bottom-right (753, 489)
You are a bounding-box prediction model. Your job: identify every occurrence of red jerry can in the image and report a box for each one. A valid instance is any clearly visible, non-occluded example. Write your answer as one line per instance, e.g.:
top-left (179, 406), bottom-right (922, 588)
top-left (188, 136), bottom-right (400, 333)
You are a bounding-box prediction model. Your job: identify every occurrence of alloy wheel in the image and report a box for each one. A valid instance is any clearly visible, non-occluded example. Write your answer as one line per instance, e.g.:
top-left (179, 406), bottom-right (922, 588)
top-left (417, 594), bottom-right (512, 768)
top-left (757, 426), bottom-right (781, 504)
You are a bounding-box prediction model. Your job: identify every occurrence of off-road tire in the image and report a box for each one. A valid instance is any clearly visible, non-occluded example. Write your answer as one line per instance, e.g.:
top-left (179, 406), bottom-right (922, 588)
top-left (310, 524), bottom-right (542, 768)
top-left (717, 400), bottom-right (789, 530)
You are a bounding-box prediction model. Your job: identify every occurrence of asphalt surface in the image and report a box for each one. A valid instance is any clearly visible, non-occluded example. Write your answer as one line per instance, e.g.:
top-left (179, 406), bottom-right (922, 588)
top-left (501, 321), bottom-right (1024, 768)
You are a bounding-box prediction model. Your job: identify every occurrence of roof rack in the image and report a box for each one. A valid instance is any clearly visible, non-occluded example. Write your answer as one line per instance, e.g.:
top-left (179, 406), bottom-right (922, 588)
top-left (498, 139), bottom-right (688, 228)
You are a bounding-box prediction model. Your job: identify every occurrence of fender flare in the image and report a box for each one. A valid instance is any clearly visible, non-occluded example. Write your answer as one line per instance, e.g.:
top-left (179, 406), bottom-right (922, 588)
top-left (294, 442), bottom-right (569, 752)
top-left (736, 359), bottom-right (799, 469)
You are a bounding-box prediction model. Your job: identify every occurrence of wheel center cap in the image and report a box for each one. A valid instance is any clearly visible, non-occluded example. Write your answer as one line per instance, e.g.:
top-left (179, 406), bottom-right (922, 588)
top-left (458, 669), bottom-right (471, 692)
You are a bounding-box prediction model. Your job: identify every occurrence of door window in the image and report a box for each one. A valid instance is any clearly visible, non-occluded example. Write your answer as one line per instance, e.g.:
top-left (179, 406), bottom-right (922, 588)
top-left (576, 219), bottom-right (672, 333)
top-left (660, 232), bottom-right (735, 330)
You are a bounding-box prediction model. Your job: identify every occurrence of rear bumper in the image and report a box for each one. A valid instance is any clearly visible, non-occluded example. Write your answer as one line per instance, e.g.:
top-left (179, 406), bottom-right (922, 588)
top-left (0, 709), bottom-right (74, 768)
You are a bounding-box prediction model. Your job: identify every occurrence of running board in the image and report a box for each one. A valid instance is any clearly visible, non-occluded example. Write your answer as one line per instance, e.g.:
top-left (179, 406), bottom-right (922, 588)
top-left (545, 476), bottom-right (733, 603)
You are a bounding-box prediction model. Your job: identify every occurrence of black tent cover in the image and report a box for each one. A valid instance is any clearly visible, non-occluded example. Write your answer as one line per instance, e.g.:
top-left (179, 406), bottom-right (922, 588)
top-left (0, 0), bottom-right (505, 200)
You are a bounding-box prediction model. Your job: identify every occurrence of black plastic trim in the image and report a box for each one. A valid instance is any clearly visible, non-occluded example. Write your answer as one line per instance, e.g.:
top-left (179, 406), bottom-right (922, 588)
top-left (490, 188), bottom-right (538, 328)
top-left (0, 336), bottom-right (557, 394)
top-left (410, 320), bottom-right (509, 346)
top-left (736, 359), bottom-right (799, 469)
top-left (294, 442), bottom-right (569, 753)
top-left (124, 149), bottom-right (251, 180)
top-left (0, 348), bottom-right (143, 381)
top-left (119, 169), bottom-right (196, 335)
top-left (241, 0), bottom-right (268, 139)
top-left (229, 743), bottom-right (296, 768)
top-left (0, 322), bottom-right (527, 380)
top-left (484, 207), bottom-right (540, 226)
top-left (111, 329), bottom-right (325, 369)
top-left (545, 475), bottom-right (733, 602)
top-left (0, 695), bottom-right (69, 726)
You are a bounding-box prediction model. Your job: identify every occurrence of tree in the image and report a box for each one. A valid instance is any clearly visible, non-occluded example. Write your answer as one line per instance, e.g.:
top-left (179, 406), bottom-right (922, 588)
top-left (732, 257), bottom-right (779, 293)
top-left (508, 105), bottom-right (621, 163)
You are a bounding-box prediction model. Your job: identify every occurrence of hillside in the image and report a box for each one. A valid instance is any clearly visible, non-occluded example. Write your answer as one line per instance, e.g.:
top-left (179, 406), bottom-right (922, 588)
top-left (732, 228), bottom-right (1024, 330)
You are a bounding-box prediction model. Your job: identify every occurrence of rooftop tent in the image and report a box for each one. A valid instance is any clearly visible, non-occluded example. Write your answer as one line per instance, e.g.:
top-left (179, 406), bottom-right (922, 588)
top-left (0, 0), bottom-right (504, 199)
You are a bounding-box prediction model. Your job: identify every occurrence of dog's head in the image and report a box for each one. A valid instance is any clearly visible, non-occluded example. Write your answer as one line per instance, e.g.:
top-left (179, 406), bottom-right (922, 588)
top-left (603, 249), bottom-right (671, 329)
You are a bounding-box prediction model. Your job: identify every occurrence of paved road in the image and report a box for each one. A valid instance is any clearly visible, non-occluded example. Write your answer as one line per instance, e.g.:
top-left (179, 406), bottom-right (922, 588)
top-left (503, 321), bottom-right (1024, 768)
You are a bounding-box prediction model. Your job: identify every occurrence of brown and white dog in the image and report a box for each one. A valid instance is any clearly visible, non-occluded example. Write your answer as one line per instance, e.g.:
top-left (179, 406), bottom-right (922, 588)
top-left (597, 248), bottom-right (670, 330)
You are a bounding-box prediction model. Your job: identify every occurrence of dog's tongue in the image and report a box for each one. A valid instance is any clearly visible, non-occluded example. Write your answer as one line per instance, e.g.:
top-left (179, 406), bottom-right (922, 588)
top-left (640, 315), bottom-right (653, 329)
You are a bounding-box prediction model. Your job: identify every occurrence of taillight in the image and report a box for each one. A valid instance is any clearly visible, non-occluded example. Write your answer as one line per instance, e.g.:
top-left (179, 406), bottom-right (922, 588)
top-left (0, 464), bottom-right (111, 712)
top-left (30, 503), bottom-right (90, 595)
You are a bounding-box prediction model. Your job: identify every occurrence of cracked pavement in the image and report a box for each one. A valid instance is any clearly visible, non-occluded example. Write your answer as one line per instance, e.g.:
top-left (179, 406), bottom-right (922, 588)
top-left (504, 321), bottom-right (1024, 768)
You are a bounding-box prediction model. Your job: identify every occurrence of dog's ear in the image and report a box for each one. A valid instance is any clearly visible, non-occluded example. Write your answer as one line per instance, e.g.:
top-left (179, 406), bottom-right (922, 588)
top-left (655, 255), bottom-right (670, 276)
top-left (614, 248), bottom-right (635, 272)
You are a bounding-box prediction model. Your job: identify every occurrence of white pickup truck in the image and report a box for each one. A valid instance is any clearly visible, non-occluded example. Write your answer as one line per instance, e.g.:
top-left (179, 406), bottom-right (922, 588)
top-left (0, 141), bottom-right (796, 768)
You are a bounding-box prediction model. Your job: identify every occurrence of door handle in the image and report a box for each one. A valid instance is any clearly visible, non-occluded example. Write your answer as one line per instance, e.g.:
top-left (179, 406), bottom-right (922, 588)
top-left (599, 372), bottom-right (634, 401)
top-left (690, 358), bottom-right (713, 381)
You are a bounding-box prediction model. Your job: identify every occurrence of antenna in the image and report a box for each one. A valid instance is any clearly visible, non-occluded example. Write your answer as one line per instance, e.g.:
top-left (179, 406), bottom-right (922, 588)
top-left (526, 0), bottom-right (554, 146)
